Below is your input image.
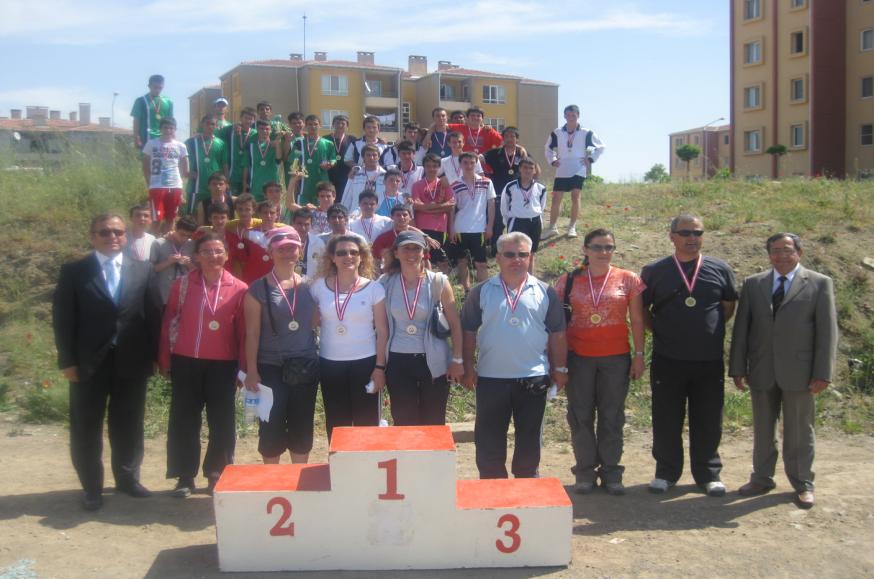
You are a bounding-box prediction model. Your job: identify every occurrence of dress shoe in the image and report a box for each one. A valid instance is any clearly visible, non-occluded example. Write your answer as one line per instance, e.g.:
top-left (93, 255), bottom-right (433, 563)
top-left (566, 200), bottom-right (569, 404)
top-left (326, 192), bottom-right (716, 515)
top-left (574, 481), bottom-right (595, 495)
top-left (796, 490), bottom-right (815, 509)
top-left (117, 481), bottom-right (153, 498)
top-left (703, 481), bottom-right (727, 497)
top-left (172, 478), bottom-right (195, 499)
top-left (207, 476), bottom-right (219, 496)
top-left (738, 480), bottom-right (776, 497)
top-left (603, 481), bottom-right (626, 496)
top-left (81, 491), bottom-right (103, 511)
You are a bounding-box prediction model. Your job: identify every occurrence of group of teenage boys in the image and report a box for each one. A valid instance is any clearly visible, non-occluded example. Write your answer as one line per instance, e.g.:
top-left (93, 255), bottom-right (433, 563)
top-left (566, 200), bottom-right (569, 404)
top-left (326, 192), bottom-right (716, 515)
top-left (133, 74), bottom-right (606, 290)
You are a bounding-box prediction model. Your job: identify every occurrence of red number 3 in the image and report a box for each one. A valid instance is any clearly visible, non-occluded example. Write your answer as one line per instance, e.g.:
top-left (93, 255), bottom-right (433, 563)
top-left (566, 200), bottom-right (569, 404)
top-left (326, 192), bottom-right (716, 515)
top-left (495, 513), bottom-right (521, 553)
top-left (267, 497), bottom-right (295, 537)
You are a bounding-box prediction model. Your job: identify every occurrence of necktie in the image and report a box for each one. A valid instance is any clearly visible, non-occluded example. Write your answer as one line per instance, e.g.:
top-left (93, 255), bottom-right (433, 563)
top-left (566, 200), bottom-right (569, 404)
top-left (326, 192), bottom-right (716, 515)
top-left (772, 275), bottom-right (787, 316)
top-left (104, 259), bottom-right (119, 303)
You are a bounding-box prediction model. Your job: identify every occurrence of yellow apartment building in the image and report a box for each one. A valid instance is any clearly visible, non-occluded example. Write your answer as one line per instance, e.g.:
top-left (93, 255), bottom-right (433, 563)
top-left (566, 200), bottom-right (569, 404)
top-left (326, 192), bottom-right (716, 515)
top-left (731, 0), bottom-right (874, 179)
top-left (191, 53), bottom-right (558, 166)
top-left (668, 124), bottom-right (731, 179)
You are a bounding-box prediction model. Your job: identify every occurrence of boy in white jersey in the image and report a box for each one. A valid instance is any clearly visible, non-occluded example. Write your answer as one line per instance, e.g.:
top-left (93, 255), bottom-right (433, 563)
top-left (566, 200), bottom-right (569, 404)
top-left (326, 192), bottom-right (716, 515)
top-left (500, 158), bottom-right (547, 273)
top-left (439, 132), bottom-right (483, 188)
top-left (394, 141), bottom-right (424, 198)
top-left (142, 118), bottom-right (188, 234)
top-left (448, 152), bottom-right (495, 292)
top-left (124, 203), bottom-right (156, 262)
top-left (349, 191), bottom-right (392, 244)
top-left (340, 145), bottom-right (386, 212)
top-left (344, 116), bottom-right (387, 170)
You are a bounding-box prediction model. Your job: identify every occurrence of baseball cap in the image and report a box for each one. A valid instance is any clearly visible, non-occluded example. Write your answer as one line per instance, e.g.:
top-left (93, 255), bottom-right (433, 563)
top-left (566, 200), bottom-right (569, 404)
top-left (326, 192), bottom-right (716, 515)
top-left (214, 97), bottom-right (229, 106)
top-left (266, 226), bottom-right (301, 249)
top-left (394, 230), bottom-right (427, 249)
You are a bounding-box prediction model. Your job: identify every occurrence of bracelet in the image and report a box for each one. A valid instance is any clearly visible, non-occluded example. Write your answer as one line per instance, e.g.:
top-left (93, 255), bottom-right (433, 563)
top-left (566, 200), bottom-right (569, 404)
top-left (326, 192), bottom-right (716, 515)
top-left (374, 364), bottom-right (386, 371)
top-left (452, 357), bottom-right (464, 365)
top-left (553, 366), bottom-right (569, 374)
top-left (635, 351), bottom-right (645, 357)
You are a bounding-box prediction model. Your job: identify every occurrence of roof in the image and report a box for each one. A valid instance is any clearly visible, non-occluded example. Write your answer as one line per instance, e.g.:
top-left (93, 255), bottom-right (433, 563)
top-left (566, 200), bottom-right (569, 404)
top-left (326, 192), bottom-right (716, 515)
top-left (669, 124), bottom-right (731, 136)
top-left (0, 118), bottom-right (130, 134)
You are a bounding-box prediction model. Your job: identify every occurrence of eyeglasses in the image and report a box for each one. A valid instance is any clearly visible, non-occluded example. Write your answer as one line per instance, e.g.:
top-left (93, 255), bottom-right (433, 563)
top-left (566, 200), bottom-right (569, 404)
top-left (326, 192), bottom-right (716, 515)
top-left (586, 244), bottom-right (615, 253)
top-left (334, 249), bottom-right (361, 257)
top-left (501, 251), bottom-right (531, 259)
top-left (96, 228), bottom-right (126, 238)
top-left (198, 249), bottom-right (226, 256)
top-left (673, 229), bottom-right (705, 237)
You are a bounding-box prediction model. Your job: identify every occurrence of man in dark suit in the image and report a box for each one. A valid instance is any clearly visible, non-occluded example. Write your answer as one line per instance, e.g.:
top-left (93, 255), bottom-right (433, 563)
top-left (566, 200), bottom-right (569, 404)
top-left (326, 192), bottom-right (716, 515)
top-left (52, 213), bottom-right (162, 510)
top-left (729, 233), bottom-right (838, 509)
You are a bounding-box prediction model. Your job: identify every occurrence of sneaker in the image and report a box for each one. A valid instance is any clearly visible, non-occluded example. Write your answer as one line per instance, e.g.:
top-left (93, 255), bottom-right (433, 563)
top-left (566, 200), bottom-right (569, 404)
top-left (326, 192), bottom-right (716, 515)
top-left (566, 224), bottom-right (578, 238)
top-left (207, 476), bottom-right (219, 496)
top-left (703, 481), bottom-right (726, 497)
top-left (542, 225), bottom-right (560, 239)
top-left (648, 478), bottom-right (675, 494)
top-left (603, 481), bottom-right (626, 496)
top-left (172, 478), bottom-right (195, 499)
top-left (574, 481), bottom-right (596, 495)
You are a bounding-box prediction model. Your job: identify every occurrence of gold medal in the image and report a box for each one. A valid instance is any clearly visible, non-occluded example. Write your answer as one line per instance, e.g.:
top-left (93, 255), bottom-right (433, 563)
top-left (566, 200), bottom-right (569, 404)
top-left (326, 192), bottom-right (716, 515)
top-left (590, 313), bottom-right (602, 324)
top-left (260, 160), bottom-right (267, 166)
top-left (336, 155), bottom-right (342, 161)
top-left (336, 324), bottom-right (347, 335)
top-left (208, 320), bottom-right (220, 331)
top-left (406, 324), bottom-right (417, 335)
top-left (685, 296), bottom-right (697, 307)
top-left (288, 320), bottom-right (299, 331)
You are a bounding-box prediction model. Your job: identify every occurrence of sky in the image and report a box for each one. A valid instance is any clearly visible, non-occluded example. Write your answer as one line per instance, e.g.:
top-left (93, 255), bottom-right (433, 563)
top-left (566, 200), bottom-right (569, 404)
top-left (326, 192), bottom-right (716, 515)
top-left (0, 0), bottom-right (730, 182)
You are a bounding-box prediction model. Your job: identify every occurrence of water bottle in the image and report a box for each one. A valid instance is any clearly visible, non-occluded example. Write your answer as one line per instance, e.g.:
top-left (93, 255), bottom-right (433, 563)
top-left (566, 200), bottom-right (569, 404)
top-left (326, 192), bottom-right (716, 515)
top-left (244, 390), bottom-right (259, 424)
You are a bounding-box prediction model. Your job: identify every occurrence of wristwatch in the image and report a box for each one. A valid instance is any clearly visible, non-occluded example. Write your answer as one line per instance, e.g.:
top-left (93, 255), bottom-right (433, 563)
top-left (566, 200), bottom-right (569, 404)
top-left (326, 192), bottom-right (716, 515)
top-left (452, 357), bottom-right (464, 364)
top-left (553, 366), bottom-right (569, 374)
top-left (374, 364), bottom-right (386, 371)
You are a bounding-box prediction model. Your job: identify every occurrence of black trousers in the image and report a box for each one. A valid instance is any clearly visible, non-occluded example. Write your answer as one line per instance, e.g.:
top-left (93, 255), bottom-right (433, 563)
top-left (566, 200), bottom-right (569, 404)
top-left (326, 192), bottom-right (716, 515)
top-left (385, 352), bottom-right (449, 426)
top-left (474, 376), bottom-right (547, 479)
top-left (650, 354), bottom-right (724, 485)
top-left (68, 348), bottom-right (148, 494)
top-left (490, 196), bottom-right (505, 251)
top-left (166, 355), bottom-right (239, 480)
top-left (320, 356), bottom-right (380, 440)
top-left (257, 363), bottom-right (319, 457)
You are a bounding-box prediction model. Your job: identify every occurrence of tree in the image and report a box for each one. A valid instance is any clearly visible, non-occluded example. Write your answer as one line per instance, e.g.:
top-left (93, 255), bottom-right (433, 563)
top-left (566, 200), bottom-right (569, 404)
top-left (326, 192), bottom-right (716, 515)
top-left (766, 144), bottom-right (788, 179)
top-left (644, 163), bottom-right (670, 183)
top-left (675, 144), bottom-right (701, 181)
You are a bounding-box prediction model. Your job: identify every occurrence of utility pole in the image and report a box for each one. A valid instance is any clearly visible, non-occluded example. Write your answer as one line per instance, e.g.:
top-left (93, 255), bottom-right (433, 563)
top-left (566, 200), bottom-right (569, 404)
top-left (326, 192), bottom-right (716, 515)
top-left (303, 14), bottom-right (307, 60)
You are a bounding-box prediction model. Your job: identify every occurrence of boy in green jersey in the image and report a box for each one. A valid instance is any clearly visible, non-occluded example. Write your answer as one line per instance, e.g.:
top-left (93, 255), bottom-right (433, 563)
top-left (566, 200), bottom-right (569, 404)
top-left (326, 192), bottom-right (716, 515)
top-left (287, 115), bottom-right (338, 207)
top-left (213, 97), bottom-right (232, 132)
top-left (226, 107), bottom-right (257, 196)
top-left (185, 114), bottom-right (227, 214)
top-left (256, 101), bottom-right (289, 141)
top-left (131, 74), bottom-right (173, 150)
top-left (243, 120), bottom-right (282, 202)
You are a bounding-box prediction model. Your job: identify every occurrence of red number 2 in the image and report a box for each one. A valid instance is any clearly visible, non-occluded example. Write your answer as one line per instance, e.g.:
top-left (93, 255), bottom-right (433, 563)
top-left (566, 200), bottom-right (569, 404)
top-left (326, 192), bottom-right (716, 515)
top-left (267, 497), bottom-right (295, 537)
top-left (377, 458), bottom-right (405, 500)
top-left (496, 513), bottom-right (521, 553)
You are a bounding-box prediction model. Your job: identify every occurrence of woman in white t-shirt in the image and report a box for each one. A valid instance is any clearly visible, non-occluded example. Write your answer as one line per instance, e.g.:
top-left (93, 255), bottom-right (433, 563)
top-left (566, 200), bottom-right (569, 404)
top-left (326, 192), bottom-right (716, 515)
top-left (310, 235), bottom-right (388, 439)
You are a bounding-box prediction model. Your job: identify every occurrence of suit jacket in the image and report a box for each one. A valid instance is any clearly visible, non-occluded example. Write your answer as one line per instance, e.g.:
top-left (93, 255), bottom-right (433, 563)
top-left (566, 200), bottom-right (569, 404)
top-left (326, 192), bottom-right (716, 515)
top-left (52, 252), bottom-right (162, 382)
top-left (728, 265), bottom-right (838, 391)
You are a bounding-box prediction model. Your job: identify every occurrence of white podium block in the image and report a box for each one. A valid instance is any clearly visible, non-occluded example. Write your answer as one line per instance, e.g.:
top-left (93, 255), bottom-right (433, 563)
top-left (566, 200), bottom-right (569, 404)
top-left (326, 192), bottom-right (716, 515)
top-left (214, 425), bottom-right (572, 571)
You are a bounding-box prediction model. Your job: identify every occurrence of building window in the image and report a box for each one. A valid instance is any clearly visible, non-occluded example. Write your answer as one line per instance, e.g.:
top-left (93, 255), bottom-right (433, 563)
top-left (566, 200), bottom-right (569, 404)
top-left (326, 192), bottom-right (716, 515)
top-left (485, 117), bottom-right (506, 132)
top-left (321, 109), bottom-right (349, 127)
top-left (724, 134), bottom-right (730, 145)
top-left (321, 75), bottom-right (349, 96)
top-left (401, 102), bottom-right (411, 125)
top-left (675, 137), bottom-right (684, 148)
top-left (440, 84), bottom-right (455, 100)
top-left (744, 130), bottom-right (762, 153)
top-left (790, 77), bottom-right (805, 102)
top-left (744, 85), bottom-right (762, 109)
top-left (862, 76), bottom-right (874, 99)
top-left (482, 85), bottom-right (507, 104)
top-left (790, 124), bottom-right (806, 148)
top-left (744, 0), bottom-right (761, 19)
top-left (790, 0), bottom-right (806, 8)
top-left (790, 31), bottom-right (806, 55)
top-left (863, 29), bottom-right (874, 51)
top-left (693, 135), bottom-right (700, 145)
top-left (862, 124), bottom-right (874, 146)
top-left (365, 79), bottom-right (382, 97)
top-left (744, 41), bottom-right (762, 65)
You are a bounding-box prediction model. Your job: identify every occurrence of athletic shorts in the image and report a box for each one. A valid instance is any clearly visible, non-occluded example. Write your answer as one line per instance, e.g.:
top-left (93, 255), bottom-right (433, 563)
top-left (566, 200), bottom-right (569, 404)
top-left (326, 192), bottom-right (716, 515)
top-left (422, 229), bottom-right (449, 263)
top-left (552, 176), bottom-right (585, 192)
top-left (506, 216), bottom-right (543, 252)
top-left (149, 188), bottom-right (183, 222)
top-left (448, 232), bottom-right (487, 264)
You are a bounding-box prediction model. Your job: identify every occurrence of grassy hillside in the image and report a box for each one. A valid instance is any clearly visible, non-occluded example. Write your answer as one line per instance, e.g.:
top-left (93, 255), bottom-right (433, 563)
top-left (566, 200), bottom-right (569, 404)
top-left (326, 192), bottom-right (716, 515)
top-left (0, 151), bottom-right (871, 436)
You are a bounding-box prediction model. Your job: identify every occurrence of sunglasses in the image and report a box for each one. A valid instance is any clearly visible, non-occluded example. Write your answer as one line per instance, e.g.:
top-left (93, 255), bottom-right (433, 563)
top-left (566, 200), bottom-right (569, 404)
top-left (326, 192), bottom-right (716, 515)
top-left (586, 244), bottom-right (615, 253)
top-left (269, 233), bottom-right (297, 245)
top-left (501, 251), bottom-right (531, 259)
top-left (673, 229), bottom-right (705, 237)
top-left (96, 228), bottom-right (126, 238)
top-left (334, 249), bottom-right (361, 257)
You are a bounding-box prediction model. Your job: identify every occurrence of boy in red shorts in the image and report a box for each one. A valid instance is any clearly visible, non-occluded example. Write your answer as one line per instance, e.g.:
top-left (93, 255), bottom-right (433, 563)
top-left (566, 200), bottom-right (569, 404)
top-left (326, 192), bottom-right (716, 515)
top-left (142, 117), bottom-right (188, 234)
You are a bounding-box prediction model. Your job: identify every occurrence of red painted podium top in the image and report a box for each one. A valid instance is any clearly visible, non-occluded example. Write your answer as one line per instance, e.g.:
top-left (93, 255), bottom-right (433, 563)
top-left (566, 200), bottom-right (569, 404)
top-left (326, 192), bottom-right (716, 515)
top-left (214, 464), bottom-right (331, 493)
top-left (456, 478), bottom-right (572, 509)
top-left (329, 425), bottom-right (456, 453)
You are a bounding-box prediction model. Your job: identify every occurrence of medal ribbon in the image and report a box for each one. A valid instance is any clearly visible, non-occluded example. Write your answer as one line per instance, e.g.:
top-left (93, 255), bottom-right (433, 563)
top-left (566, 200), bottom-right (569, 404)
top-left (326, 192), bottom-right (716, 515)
top-left (258, 139), bottom-right (270, 163)
top-left (500, 274), bottom-right (528, 314)
top-left (467, 126), bottom-right (482, 150)
top-left (334, 276), bottom-right (360, 322)
top-left (587, 266), bottom-right (613, 311)
top-left (566, 128), bottom-right (577, 150)
top-left (150, 95), bottom-right (161, 116)
top-left (201, 270), bottom-right (223, 318)
top-left (672, 254), bottom-right (703, 296)
top-left (361, 217), bottom-right (374, 241)
top-left (401, 161), bottom-right (415, 190)
top-left (306, 137), bottom-right (319, 161)
top-left (423, 179), bottom-right (439, 201)
top-left (400, 275), bottom-right (424, 321)
top-left (504, 146), bottom-right (517, 169)
top-left (271, 269), bottom-right (298, 320)
top-left (202, 136), bottom-right (213, 158)
top-left (519, 181), bottom-right (534, 206)
top-left (433, 130), bottom-right (448, 152)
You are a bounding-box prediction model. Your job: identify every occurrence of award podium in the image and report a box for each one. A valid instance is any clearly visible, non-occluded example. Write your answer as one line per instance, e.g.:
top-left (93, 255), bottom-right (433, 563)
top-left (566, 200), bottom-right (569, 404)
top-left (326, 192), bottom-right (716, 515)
top-left (214, 425), bottom-right (572, 571)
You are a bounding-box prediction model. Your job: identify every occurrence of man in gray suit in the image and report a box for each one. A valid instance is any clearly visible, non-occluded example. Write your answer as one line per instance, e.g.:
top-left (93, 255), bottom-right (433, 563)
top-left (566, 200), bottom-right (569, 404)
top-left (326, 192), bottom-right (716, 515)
top-left (729, 233), bottom-right (837, 509)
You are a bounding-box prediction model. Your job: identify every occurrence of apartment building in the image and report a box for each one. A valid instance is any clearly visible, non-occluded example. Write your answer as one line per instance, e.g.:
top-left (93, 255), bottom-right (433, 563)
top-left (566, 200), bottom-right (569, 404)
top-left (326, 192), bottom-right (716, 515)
top-left (191, 53), bottom-right (558, 165)
top-left (669, 124), bottom-right (731, 179)
top-left (731, 0), bottom-right (874, 178)
top-left (188, 86), bottom-right (222, 131)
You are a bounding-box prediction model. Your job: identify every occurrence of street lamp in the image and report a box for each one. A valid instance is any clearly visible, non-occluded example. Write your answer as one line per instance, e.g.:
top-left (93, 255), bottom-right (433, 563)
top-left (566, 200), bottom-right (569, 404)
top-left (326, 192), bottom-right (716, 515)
top-left (111, 92), bottom-right (119, 128)
top-left (702, 116), bottom-right (724, 178)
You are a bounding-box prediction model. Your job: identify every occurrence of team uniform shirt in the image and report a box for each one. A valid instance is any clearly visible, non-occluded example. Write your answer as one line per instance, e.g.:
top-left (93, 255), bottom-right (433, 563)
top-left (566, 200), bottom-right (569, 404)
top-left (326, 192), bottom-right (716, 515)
top-left (379, 144), bottom-right (426, 170)
top-left (451, 176), bottom-right (496, 233)
top-left (371, 229), bottom-right (404, 261)
top-left (245, 138), bottom-right (282, 202)
top-left (483, 146), bottom-right (525, 197)
top-left (439, 155), bottom-right (483, 185)
top-left (185, 135), bottom-right (227, 208)
top-left (544, 125), bottom-right (605, 179)
top-left (310, 210), bottom-right (331, 235)
top-left (447, 123), bottom-right (503, 154)
top-left (199, 192), bottom-right (236, 222)
top-left (555, 267), bottom-right (646, 357)
top-left (411, 178), bottom-right (453, 232)
top-left (427, 130), bottom-right (453, 158)
top-left (131, 94), bottom-right (173, 148)
top-left (340, 166), bottom-right (387, 213)
top-left (500, 179), bottom-right (548, 223)
top-left (143, 138), bottom-right (187, 189)
top-left (238, 229), bottom-right (273, 284)
top-left (461, 274), bottom-right (566, 378)
top-left (226, 128), bottom-right (257, 193)
top-left (310, 278), bottom-right (386, 361)
top-left (124, 233), bottom-right (156, 262)
top-left (349, 214), bottom-right (393, 245)
top-left (215, 118), bottom-right (232, 133)
top-left (289, 136), bottom-right (338, 206)
top-left (326, 133), bottom-right (357, 194)
top-left (150, 237), bottom-right (195, 304)
top-left (397, 162), bottom-right (425, 198)
top-left (344, 137), bottom-right (388, 168)
top-left (376, 193), bottom-right (409, 218)
top-left (298, 232), bottom-right (325, 278)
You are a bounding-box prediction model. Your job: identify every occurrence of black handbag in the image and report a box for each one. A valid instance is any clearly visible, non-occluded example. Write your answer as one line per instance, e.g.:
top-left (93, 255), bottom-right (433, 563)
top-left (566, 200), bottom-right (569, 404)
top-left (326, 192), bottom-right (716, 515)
top-left (429, 273), bottom-right (451, 339)
top-left (263, 278), bottom-right (320, 386)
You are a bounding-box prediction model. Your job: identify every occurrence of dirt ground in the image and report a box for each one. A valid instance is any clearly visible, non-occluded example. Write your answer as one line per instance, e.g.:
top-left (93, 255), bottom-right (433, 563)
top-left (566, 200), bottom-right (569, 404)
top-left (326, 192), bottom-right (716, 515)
top-left (1, 415), bottom-right (872, 579)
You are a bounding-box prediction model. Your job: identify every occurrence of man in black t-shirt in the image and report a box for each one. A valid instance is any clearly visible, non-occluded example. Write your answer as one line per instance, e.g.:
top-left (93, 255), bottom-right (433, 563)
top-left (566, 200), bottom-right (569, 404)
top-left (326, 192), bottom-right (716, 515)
top-left (640, 214), bottom-right (738, 497)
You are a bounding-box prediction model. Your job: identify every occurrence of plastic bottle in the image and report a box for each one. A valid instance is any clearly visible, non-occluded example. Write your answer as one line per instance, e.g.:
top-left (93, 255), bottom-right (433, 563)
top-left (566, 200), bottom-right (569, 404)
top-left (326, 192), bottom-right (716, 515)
top-left (244, 390), bottom-right (259, 424)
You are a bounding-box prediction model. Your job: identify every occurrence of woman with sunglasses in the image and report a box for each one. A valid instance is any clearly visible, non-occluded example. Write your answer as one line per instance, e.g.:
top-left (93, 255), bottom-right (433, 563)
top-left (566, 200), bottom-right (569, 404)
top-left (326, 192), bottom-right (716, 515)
top-left (379, 231), bottom-right (464, 425)
top-left (310, 234), bottom-right (388, 439)
top-left (555, 228), bottom-right (646, 496)
top-left (243, 226), bottom-right (320, 465)
top-left (159, 232), bottom-right (248, 498)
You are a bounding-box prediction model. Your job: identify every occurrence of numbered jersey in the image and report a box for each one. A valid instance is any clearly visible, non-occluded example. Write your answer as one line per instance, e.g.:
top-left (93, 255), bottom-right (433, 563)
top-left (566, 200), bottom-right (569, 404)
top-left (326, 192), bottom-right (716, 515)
top-left (143, 138), bottom-right (188, 189)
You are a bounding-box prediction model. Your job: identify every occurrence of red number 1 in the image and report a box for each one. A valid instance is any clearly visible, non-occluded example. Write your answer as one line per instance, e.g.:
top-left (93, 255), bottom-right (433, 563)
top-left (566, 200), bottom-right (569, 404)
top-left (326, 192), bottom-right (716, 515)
top-left (496, 513), bottom-right (521, 553)
top-left (377, 458), bottom-right (405, 500)
top-left (267, 497), bottom-right (295, 537)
